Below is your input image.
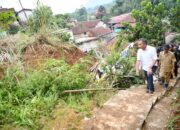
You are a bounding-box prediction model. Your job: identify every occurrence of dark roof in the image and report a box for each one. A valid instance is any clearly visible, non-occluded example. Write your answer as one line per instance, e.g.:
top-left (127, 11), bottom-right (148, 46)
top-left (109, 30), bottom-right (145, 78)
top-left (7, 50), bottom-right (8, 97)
top-left (89, 27), bottom-right (112, 37)
top-left (0, 8), bottom-right (15, 13)
top-left (72, 20), bottom-right (101, 35)
top-left (109, 13), bottom-right (135, 24)
top-left (72, 24), bottom-right (89, 35)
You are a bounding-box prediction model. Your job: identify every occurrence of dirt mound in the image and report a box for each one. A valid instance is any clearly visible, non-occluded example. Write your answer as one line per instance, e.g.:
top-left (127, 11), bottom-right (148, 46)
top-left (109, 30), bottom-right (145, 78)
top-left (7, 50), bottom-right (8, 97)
top-left (22, 43), bottom-right (86, 68)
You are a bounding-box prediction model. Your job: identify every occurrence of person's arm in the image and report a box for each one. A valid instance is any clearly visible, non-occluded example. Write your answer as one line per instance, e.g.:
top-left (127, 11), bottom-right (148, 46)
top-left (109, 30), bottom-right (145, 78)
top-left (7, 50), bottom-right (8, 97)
top-left (136, 50), bottom-right (141, 76)
top-left (150, 48), bottom-right (158, 68)
top-left (136, 60), bottom-right (140, 76)
top-left (147, 48), bottom-right (158, 74)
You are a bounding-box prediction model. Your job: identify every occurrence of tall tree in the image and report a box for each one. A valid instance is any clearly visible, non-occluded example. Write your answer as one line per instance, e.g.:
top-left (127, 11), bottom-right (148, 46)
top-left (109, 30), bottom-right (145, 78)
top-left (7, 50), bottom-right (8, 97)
top-left (111, 0), bottom-right (142, 16)
top-left (169, 0), bottom-right (180, 32)
top-left (95, 5), bottom-right (106, 19)
top-left (115, 0), bottom-right (169, 48)
top-left (73, 7), bottom-right (87, 21)
top-left (55, 14), bottom-right (71, 28)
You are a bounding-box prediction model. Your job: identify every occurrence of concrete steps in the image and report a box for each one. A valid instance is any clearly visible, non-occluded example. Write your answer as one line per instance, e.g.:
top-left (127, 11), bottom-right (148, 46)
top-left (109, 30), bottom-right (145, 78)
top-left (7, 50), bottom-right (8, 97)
top-left (142, 79), bottom-right (179, 130)
top-left (83, 79), bottom-right (178, 130)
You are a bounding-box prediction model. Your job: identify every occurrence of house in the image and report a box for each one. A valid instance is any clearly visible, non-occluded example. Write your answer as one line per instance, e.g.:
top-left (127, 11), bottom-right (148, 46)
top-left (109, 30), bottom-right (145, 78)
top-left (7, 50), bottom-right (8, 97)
top-left (108, 13), bottom-right (136, 33)
top-left (72, 20), bottom-right (107, 41)
top-left (16, 9), bottom-right (32, 25)
top-left (0, 7), bottom-right (32, 26)
top-left (76, 27), bottom-right (113, 52)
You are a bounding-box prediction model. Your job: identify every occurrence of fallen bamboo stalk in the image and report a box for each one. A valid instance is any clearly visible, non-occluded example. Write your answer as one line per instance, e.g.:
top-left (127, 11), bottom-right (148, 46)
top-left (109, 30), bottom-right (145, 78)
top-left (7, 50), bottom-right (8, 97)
top-left (63, 88), bottom-right (126, 94)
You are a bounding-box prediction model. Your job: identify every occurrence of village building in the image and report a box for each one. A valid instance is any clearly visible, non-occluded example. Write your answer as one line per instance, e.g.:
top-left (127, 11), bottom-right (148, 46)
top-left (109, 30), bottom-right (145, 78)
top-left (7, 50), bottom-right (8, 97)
top-left (72, 20), bottom-right (115, 52)
top-left (108, 13), bottom-right (136, 33)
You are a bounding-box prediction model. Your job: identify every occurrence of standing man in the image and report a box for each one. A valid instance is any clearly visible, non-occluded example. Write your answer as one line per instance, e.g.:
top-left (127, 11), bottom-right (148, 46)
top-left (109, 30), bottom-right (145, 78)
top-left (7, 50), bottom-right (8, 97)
top-left (136, 38), bottom-right (158, 94)
top-left (159, 44), bottom-right (176, 88)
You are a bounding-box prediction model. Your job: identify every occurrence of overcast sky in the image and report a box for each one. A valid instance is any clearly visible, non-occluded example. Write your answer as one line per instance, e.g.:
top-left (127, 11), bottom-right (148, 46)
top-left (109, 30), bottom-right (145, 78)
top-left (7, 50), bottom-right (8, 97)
top-left (0, 0), bottom-right (113, 14)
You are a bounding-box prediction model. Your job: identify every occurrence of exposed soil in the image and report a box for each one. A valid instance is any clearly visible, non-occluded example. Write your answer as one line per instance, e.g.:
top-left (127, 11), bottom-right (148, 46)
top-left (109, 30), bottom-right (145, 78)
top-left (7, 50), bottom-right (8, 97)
top-left (22, 43), bottom-right (86, 68)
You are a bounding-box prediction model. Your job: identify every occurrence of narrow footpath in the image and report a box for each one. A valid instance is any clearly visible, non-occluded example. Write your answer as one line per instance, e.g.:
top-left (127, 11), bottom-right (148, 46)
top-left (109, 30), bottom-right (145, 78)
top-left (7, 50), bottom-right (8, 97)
top-left (83, 78), bottom-right (179, 130)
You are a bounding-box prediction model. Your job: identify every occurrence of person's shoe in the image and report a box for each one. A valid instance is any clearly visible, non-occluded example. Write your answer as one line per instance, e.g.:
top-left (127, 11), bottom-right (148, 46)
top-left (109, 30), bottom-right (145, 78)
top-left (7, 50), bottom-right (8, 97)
top-left (149, 91), bottom-right (154, 94)
top-left (146, 90), bottom-right (149, 93)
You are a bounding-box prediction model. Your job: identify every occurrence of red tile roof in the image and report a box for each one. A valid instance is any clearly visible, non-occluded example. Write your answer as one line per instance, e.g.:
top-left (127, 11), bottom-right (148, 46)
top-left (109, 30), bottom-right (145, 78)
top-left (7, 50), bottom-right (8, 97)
top-left (109, 13), bottom-right (135, 24)
top-left (89, 27), bottom-right (112, 37)
top-left (72, 20), bottom-right (101, 35)
top-left (81, 20), bottom-right (100, 28)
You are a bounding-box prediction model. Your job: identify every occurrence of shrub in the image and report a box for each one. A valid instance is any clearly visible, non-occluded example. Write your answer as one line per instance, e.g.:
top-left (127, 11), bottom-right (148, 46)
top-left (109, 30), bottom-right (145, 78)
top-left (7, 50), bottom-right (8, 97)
top-left (0, 59), bottom-right (89, 129)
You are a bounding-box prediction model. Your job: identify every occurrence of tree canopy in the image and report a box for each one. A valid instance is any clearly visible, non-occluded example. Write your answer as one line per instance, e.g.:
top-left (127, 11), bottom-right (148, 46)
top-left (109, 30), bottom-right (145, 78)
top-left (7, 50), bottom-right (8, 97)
top-left (72, 7), bottom-right (88, 21)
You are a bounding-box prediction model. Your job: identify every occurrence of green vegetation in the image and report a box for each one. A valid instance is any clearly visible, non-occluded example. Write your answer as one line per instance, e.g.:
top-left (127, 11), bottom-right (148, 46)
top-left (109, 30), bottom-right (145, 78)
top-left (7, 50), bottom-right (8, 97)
top-left (0, 10), bottom-right (16, 32)
top-left (0, 0), bottom-right (179, 129)
top-left (71, 7), bottom-right (88, 22)
top-left (0, 59), bottom-right (89, 129)
top-left (27, 4), bottom-right (54, 33)
top-left (55, 14), bottom-right (72, 29)
top-left (114, 0), bottom-right (179, 48)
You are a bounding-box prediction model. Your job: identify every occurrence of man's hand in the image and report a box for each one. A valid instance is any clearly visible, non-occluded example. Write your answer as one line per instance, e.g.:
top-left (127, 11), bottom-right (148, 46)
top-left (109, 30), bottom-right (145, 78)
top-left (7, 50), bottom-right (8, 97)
top-left (147, 67), bottom-right (152, 75)
top-left (136, 70), bottom-right (140, 76)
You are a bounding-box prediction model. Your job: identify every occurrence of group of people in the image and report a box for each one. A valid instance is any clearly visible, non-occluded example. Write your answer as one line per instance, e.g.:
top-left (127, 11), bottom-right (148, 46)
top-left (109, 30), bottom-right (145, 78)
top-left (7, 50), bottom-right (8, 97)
top-left (136, 38), bottom-right (179, 94)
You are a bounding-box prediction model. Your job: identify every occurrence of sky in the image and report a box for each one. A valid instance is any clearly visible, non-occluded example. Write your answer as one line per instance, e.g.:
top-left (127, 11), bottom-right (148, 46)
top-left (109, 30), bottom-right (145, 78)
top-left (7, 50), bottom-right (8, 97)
top-left (0, 0), bottom-right (113, 14)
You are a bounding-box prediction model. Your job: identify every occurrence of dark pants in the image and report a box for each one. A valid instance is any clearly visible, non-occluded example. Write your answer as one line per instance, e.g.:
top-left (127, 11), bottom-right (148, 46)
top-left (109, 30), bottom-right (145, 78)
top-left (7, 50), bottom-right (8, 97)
top-left (144, 66), bottom-right (157, 92)
top-left (174, 62), bottom-right (178, 77)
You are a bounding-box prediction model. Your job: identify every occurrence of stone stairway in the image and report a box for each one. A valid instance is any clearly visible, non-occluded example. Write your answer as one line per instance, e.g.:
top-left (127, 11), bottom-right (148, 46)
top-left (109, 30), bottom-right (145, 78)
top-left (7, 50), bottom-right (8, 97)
top-left (142, 79), bottom-right (179, 130)
top-left (83, 79), bottom-right (178, 130)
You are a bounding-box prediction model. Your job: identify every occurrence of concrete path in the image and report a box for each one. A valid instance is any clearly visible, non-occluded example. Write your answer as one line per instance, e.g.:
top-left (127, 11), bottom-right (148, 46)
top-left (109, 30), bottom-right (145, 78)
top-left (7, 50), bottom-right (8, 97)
top-left (83, 79), bottom-right (178, 130)
top-left (143, 79), bottom-right (179, 130)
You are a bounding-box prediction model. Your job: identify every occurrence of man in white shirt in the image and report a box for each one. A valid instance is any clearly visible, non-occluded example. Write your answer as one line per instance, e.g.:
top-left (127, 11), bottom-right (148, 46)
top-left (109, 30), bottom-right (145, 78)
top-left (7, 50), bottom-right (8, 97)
top-left (136, 38), bottom-right (158, 94)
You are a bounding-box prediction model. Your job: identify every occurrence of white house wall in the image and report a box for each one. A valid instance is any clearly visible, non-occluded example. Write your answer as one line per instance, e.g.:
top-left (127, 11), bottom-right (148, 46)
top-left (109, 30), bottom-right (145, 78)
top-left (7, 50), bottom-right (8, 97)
top-left (78, 40), bottom-right (98, 52)
top-left (18, 11), bottom-right (32, 23)
top-left (96, 21), bottom-right (107, 28)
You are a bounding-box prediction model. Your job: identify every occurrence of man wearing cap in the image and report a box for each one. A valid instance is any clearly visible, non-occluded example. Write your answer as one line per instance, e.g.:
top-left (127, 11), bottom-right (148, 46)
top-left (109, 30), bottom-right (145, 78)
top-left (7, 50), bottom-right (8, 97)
top-left (159, 44), bottom-right (176, 88)
top-left (136, 38), bottom-right (158, 94)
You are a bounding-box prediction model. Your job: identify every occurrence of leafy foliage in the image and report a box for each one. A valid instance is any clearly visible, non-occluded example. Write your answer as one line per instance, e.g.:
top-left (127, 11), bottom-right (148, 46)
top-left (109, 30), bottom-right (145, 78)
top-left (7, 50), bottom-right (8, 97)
top-left (111, 0), bottom-right (142, 16)
top-left (130, 0), bottom-right (168, 46)
top-left (0, 59), bottom-right (89, 129)
top-left (71, 7), bottom-right (88, 21)
top-left (55, 14), bottom-right (72, 29)
top-left (58, 32), bottom-right (71, 42)
top-left (0, 10), bottom-right (16, 31)
top-left (101, 49), bottom-right (141, 88)
top-left (27, 4), bottom-right (54, 33)
top-left (169, 0), bottom-right (180, 32)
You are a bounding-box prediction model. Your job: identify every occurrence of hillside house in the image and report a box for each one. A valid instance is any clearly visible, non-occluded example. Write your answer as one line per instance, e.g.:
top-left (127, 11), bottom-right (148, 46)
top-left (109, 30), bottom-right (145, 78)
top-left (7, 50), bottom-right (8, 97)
top-left (0, 7), bottom-right (32, 26)
top-left (72, 20), bottom-right (107, 41)
top-left (16, 9), bottom-right (32, 25)
top-left (76, 27), bottom-right (114, 52)
top-left (108, 13), bottom-right (136, 33)
top-left (72, 20), bottom-right (115, 52)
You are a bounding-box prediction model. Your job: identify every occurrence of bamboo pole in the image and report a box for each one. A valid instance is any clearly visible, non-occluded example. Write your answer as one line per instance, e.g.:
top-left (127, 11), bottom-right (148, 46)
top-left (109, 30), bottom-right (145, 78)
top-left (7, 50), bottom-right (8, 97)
top-left (63, 88), bottom-right (126, 94)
